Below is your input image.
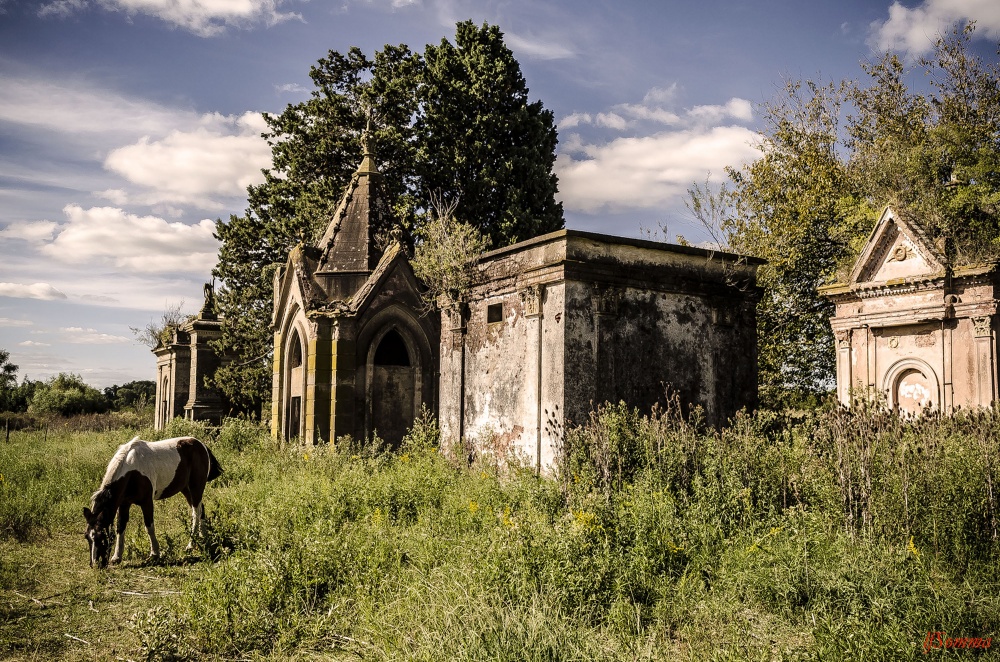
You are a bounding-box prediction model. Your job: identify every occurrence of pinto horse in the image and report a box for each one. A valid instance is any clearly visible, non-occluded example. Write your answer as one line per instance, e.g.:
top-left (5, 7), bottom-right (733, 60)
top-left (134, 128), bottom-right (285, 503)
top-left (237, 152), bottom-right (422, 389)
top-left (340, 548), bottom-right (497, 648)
top-left (83, 436), bottom-right (222, 568)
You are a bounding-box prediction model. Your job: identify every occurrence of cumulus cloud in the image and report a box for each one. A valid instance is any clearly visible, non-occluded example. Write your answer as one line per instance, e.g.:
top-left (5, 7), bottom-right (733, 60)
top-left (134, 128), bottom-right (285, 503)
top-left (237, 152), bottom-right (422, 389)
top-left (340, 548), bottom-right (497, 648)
top-left (0, 220), bottom-right (58, 242)
top-left (559, 87), bottom-right (753, 132)
top-left (38, 0), bottom-right (300, 37)
top-left (0, 282), bottom-right (68, 300)
top-left (870, 0), bottom-right (1000, 55)
top-left (556, 126), bottom-right (759, 213)
top-left (60, 326), bottom-right (131, 344)
top-left (18, 340), bottom-right (50, 347)
top-left (37, 205), bottom-right (219, 274)
top-left (103, 112), bottom-right (271, 208)
top-left (555, 86), bottom-right (759, 213)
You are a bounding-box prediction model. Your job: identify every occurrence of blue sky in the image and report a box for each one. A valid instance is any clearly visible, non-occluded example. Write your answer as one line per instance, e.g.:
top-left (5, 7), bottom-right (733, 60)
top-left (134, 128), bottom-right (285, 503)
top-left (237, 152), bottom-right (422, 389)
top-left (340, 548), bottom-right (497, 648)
top-left (1, 0), bottom-right (998, 388)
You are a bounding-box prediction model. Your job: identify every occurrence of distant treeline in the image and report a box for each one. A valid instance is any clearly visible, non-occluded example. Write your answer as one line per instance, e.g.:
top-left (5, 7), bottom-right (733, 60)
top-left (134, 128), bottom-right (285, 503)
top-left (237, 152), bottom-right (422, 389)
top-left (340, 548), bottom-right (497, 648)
top-left (1, 373), bottom-right (154, 417)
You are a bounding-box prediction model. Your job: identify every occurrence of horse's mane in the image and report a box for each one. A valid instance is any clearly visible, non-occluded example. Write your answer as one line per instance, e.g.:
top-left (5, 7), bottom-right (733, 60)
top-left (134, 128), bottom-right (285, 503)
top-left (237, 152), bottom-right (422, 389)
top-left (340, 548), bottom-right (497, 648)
top-left (97, 436), bottom-right (142, 495)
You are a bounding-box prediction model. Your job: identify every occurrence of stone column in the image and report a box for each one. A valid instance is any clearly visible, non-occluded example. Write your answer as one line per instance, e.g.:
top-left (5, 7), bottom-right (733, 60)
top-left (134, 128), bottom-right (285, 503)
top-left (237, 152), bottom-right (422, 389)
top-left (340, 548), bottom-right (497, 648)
top-left (835, 329), bottom-right (852, 405)
top-left (521, 285), bottom-right (543, 474)
top-left (972, 316), bottom-right (996, 407)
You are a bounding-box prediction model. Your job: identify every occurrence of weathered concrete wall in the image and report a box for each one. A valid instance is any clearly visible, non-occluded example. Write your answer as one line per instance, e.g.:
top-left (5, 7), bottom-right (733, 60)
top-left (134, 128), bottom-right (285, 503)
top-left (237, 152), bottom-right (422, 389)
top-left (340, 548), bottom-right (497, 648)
top-left (440, 230), bottom-right (761, 472)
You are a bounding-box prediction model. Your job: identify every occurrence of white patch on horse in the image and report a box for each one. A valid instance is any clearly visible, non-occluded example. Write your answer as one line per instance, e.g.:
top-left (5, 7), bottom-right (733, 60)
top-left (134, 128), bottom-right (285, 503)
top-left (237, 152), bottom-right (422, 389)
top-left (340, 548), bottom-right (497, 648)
top-left (102, 437), bottom-right (184, 499)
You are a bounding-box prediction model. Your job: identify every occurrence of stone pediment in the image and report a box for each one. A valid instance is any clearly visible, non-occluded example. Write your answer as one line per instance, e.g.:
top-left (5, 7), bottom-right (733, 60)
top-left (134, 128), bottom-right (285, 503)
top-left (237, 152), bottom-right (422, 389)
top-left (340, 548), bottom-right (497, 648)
top-left (849, 207), bottom-right (946, 286)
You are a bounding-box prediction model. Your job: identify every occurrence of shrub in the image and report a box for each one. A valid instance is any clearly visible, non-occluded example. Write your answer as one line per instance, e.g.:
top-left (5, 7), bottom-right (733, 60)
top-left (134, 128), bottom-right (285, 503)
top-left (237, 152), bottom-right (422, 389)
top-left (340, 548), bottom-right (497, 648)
top-left (28, 373), bottom-right (108, 417)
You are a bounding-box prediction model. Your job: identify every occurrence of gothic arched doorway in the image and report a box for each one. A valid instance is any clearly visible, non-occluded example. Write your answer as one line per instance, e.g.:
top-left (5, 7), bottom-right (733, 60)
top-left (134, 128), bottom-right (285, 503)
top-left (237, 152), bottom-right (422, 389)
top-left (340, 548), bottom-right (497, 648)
top-left (285, 328), bottom-right (304, 441)
top-left (367, 328), bottom-right (418, 447)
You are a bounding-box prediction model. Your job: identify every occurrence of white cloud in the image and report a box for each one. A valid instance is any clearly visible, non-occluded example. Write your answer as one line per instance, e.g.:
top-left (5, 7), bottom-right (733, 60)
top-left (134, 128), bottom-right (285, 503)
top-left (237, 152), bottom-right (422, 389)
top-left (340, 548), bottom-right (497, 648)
top-left (616, 104), bottom-right (681, 125)
top-left (103, 112), bottom-right (271, 208)
top-left (37, 0), bottom-right (86, 18)
top-left (0, 318), bottom-right (34, 327)
top-left (0, 220), bottom-right (58, 242)
top-left (60, 327), bottom-right (131, 344)
top-left (38, 0), bottom-right (300, 37)
top-left (275, 82), bottom-right (310, 94)
top-left (0, 283), bottom-right (68, 300)
top-left (18, 340), bottom-right (51, 347)
top-left (688, 98), bottom-right (753, 124)
top-left (559, 87), bottom-right (752, 133)
top-left (38, 205), bottom-right (219, 274)
top-left (870, 0), bottom-right (1000, 55)
top-left (95, 188), bottom-right (129, 205)
top-left (555, 126), bottom-right (759, 213)
top-left (505, 31), bottom-right (576, 60)
top-left (595, 112), bottom-right (629, 130)
top-left (0, 75), bottom-right (197, 138)
top-left (559, 113), bottom-right (592, 129)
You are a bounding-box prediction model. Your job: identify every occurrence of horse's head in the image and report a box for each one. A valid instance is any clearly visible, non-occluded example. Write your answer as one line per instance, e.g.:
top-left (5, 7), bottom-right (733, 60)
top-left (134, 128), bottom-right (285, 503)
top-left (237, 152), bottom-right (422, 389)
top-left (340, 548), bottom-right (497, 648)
top-left (83, 489), bottom-right (113, 568)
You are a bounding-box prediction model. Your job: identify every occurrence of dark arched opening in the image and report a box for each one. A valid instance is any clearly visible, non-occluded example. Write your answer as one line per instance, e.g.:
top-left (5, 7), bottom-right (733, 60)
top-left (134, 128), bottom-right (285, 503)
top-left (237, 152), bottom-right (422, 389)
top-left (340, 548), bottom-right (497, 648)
top-left (374, 329), bottom-right (411, 366)
top-left (368, 327), bottom-right (418, 448)
top-left (285, 328), bottom-right (304, 441)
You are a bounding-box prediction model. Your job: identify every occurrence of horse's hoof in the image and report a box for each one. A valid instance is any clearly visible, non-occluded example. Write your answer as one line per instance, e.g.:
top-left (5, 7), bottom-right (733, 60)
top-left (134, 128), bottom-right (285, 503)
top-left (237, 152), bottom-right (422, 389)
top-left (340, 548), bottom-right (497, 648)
top-left (110, 556), bottom-right (122, 565)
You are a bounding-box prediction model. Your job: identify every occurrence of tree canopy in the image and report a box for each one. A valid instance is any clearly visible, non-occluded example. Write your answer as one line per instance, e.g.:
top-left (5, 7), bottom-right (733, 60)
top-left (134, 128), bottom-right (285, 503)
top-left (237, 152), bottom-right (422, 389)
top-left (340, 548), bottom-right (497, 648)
top-left (706, 24), bottom-right (1000, 407)
top-left (212, 21), bottom-right (564, 414)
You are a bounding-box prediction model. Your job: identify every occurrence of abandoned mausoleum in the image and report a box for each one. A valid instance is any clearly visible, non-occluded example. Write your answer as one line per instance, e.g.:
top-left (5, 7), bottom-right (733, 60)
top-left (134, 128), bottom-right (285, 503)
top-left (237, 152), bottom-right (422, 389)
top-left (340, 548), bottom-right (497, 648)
top-left (263, 141), bottom-right (763, 469)
top-left (152, 139), bottom-right (763, 464)
top-left (821, 207), bottom-right (1000, 415)
top-left (153, 284), bottom-right (229, 429)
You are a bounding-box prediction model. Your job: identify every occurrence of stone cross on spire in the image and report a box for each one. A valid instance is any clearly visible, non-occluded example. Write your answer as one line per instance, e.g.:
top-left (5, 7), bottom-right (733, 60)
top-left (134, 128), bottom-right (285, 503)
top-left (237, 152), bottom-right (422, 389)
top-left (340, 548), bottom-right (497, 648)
top-left (358, 113), bottom-right (376, 175)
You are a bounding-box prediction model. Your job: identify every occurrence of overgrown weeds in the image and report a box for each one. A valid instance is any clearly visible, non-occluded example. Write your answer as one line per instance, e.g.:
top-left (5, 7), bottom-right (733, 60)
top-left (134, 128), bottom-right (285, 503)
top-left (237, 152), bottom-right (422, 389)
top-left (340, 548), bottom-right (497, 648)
top-left (3, 408), bottom-right (1000, 659)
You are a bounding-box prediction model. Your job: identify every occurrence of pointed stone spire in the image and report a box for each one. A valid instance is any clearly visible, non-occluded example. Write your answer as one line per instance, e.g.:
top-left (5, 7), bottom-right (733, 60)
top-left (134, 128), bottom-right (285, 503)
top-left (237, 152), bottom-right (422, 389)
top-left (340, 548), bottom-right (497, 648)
top-left (315, 117), bottom-right (392, 274)
top-left (358, 114), bottom-right (377, 175)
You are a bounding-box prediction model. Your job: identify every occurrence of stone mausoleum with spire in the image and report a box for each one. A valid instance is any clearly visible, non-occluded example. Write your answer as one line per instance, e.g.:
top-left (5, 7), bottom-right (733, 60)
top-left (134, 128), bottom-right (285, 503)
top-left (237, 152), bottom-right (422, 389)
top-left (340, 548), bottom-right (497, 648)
top-left (265, 135), bottom-right (763, 470)
top-left (153, 130), bottom-right (763, 469)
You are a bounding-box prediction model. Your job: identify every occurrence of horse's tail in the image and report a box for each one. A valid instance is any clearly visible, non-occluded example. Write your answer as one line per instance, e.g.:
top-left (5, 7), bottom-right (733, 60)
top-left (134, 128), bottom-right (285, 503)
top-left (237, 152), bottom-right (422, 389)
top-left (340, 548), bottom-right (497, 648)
top-left (204, 444), bottom-right (223, 482)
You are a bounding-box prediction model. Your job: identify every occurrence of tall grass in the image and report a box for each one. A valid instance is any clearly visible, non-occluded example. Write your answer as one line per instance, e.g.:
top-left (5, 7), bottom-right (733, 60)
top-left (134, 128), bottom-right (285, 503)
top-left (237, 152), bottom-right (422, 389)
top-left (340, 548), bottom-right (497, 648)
top-left (4, 405), bottom-right (1000, 659)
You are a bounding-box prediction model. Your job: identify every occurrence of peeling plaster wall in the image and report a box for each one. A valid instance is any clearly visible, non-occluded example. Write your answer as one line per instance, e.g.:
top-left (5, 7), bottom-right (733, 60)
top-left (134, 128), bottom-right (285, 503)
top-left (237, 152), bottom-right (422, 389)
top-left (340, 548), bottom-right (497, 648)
top-left (440, 230), bottom-right (761, 472)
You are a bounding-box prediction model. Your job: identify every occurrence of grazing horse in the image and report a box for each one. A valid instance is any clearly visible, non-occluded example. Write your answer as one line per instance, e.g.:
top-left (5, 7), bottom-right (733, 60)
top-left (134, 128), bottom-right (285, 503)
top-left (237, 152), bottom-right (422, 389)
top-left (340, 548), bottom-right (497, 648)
top-left (83, 436), bottom-right (222, 568)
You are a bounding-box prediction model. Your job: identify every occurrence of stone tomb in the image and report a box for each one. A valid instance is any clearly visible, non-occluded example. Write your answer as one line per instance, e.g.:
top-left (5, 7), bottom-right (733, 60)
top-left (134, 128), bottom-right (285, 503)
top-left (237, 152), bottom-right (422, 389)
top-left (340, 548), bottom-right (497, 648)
top-left (439, 231), bottom-right (762, 471)
top-left (820, 207), bottom-right (1000, 415)
top-left (153, 284), bottom-right (229, 428)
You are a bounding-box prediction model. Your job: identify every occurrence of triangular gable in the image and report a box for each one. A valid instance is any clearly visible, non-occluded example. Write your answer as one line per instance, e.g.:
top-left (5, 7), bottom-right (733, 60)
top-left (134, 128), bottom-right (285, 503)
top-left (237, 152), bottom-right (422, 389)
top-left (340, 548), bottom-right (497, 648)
top-left (347, 242), bottom-right (425, 317)
top-left (849, 207), bottom-right (946, 286)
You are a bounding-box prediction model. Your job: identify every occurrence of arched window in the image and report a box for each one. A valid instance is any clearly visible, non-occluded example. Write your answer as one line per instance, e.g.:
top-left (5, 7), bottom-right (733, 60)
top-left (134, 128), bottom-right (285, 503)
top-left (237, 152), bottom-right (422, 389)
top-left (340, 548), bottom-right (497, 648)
top-left (373, 329), bottom-right (410, 366)
top-left (289, 330), bottom-right (303, 368)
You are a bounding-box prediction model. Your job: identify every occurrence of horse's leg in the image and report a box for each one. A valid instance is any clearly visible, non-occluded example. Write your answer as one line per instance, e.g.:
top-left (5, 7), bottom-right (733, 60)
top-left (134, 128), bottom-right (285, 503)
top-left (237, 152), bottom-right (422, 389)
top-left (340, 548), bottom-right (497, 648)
top-left (181, 486), bottom-right (203, 551)
top-left (111, 503), bottom-right (129, 564)
top-left (139, 496), bottom-right (159, 559)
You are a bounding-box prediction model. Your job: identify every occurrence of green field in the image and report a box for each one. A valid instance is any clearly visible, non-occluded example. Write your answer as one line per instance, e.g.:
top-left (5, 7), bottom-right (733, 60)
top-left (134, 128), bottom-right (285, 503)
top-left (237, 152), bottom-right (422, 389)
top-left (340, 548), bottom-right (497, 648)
top-left (2, 405), bottom-right (1000, 660)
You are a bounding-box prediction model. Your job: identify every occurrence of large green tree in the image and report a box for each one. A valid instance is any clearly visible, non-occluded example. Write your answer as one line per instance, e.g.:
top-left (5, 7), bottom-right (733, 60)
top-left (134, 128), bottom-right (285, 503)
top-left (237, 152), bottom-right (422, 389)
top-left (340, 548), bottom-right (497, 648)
top-left (713, 24), bottom-right (1000, 407)
top-left (213, 21), bottom-right (563, 414)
